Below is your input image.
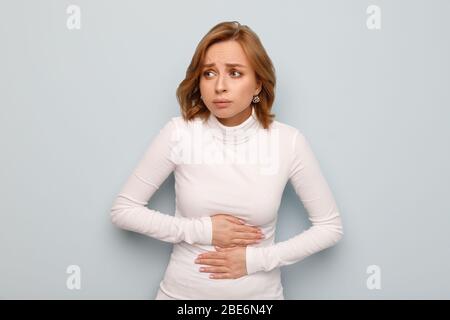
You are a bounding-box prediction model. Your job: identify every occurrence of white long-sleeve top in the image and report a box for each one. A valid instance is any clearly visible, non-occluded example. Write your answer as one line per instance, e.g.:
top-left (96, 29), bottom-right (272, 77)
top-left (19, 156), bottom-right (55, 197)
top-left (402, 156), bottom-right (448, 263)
top-left (110, 106), bottom-right (344, 300)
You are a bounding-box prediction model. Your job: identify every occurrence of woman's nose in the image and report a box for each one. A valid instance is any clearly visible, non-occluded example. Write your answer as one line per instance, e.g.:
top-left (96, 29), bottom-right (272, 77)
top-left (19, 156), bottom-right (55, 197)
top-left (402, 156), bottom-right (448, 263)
top-left (215, 75), bottom-right (228, 93)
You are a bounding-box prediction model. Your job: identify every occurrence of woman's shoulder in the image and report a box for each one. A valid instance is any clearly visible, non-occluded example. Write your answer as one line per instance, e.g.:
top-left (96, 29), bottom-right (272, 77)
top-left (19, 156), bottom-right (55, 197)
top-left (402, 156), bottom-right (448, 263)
top-left (167, 115), bottom-right (203, 129)
top-left (270, 119), bottom-right (303, 139)
top-left (157, 115), bottom-right (194, 131)
top-left (154, 115), bottom-right (205, 142)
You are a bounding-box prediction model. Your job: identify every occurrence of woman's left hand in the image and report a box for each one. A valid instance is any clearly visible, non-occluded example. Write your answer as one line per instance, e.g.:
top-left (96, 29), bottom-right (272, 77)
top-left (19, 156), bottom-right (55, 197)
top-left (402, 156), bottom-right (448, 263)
top-left (195, 246), bottom-right (247, 279)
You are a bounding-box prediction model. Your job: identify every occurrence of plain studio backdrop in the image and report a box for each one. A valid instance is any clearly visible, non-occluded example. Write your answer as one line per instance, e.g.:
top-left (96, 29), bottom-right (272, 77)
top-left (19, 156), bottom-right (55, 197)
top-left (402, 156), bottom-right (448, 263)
top-left (0, 0), bottom-right (449, 299)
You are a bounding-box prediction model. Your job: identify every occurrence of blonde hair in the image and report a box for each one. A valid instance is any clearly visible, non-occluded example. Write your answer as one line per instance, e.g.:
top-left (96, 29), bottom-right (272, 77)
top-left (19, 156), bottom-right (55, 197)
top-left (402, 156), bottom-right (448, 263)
top-left (176, 21), bottom-right (276, 129)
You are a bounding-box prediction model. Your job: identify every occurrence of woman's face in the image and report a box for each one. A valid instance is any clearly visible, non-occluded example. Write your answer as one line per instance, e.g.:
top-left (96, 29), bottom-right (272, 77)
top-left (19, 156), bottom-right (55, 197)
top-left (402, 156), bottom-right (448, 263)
top-left (199, 40), bottom-right (262, 126)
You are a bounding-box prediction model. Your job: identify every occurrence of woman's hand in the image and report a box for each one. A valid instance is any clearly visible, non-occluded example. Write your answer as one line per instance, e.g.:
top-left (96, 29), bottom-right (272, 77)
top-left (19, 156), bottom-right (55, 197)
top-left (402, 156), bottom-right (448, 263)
top-left (210, 214), bottom-right (264, 248)
top-left (195, 246), bottom-right (247, 279)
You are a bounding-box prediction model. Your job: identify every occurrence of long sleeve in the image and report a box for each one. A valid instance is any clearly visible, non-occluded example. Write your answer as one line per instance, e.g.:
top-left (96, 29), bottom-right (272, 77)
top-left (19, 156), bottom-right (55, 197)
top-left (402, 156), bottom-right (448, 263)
top-left (110, 118), bottom-right (212, 245)
top-left (245, 130), bottom-right (344, 274)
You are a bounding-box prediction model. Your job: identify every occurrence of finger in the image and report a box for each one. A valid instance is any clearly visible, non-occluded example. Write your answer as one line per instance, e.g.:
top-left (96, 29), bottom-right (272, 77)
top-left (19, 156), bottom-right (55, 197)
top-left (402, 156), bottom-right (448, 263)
top-left (232, 239), bottom-right (262, 247)
top-left (220, 244), bottom-right (238, 249)
top-left (214, 246), bottom-right (235, 251)
top-left (217, 246), bottom-right (235, 251)
top-left (234, 225), bottom-right (262, 234)
top-left (240, 239), bottom-right (262, 246)
top-left (196, 258), bottom-right (227, 266)
top-left (225, 215), bottom-right (246, 225)
top-left (235, 232), bottom-right (264, 240)
top-left (231, 238), bottom-right (262, 246)
top-left (198, 252), bottom-right (225, 259)
top-left (209, 273), bottom-right (232, 279)
top-left (199, 266), bottom-right (229, 273)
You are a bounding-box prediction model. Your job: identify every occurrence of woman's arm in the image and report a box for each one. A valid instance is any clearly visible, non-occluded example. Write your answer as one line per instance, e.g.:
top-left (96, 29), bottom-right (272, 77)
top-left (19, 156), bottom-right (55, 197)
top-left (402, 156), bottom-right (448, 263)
top-left (110, 118), bottom-right (212, 245)
top-left (245, 130), bottom-right (344, 274)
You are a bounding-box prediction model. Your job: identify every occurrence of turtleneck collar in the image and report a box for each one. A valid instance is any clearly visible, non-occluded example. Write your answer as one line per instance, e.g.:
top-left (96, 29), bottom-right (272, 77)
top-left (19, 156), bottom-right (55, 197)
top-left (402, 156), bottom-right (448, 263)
top-left (206, 106), bottom-right (260, 145)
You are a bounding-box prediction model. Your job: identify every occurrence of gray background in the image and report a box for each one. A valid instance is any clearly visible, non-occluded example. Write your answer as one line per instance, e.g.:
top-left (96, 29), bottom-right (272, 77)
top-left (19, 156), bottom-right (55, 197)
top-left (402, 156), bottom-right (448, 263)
top-left (1, 0), bottom-right (449, 299)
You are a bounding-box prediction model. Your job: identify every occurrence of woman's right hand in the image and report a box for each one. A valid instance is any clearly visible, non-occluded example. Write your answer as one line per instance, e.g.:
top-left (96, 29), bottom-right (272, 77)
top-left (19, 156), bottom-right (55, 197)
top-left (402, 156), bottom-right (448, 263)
top-left (210, 213), bottom-right (264, 248)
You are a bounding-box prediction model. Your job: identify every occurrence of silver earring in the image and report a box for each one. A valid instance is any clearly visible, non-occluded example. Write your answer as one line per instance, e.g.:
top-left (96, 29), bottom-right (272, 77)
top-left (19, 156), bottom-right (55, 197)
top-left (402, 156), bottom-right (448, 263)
top-left (252, 95), bottom-right (260, 103)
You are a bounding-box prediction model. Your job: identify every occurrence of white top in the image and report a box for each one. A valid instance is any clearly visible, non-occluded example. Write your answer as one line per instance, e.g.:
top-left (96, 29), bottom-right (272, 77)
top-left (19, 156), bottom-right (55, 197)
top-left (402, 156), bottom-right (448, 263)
top-left (110, 106), bottom-right (344, 300)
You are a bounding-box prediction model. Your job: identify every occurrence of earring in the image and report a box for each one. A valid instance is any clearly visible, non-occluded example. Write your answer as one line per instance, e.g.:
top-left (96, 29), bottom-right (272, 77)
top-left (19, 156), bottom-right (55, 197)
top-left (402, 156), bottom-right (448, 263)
top-left (252, 95), bottom-right (260, 103)
top-left (200, 96), bottom-right (203, 100)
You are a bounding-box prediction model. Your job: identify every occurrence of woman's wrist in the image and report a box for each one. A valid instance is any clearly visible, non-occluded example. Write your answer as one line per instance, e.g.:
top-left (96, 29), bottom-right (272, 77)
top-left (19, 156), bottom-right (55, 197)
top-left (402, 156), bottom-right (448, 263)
top-left (188, 216), bottom-right (213, 245)
top-left (246, 245), bottom-right (282, 274)
top-left (245, 246), bottom-right (264, 275)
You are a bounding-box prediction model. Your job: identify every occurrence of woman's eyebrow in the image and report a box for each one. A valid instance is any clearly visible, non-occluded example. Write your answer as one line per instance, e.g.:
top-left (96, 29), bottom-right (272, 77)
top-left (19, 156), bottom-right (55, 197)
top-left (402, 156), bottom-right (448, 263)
top-left (202, 63), bottom-right (246, 68)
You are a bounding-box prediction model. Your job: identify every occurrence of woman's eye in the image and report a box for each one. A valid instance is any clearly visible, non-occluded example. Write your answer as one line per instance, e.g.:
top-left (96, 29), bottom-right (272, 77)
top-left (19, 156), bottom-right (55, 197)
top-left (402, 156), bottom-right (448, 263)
top-left (203, 71), bottom-right (214, 77)
top-left (202, 70), bottom-right (242, 78)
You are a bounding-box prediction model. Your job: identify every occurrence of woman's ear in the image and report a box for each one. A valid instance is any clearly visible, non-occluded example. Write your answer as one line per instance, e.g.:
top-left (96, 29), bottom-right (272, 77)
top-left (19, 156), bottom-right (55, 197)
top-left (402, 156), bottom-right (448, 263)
top-left (255, 80), bottom-right (262, 96)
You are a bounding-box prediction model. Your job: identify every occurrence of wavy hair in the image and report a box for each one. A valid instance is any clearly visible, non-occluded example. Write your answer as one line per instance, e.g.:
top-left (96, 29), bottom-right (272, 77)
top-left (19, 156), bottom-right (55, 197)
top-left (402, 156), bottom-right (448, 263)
top-left (176, 21), bottom-right (276, 129)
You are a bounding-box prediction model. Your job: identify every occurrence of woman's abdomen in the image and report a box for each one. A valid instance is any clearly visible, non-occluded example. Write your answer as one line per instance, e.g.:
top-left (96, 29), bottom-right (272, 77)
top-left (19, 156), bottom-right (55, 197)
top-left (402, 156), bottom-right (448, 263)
top-left (158, 242), bottom-right (284, 300)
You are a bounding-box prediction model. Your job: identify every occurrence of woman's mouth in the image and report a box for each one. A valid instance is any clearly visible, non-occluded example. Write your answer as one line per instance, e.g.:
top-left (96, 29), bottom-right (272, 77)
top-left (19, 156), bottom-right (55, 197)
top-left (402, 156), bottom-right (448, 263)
top-left (213, 101), bottom-right (232, 108)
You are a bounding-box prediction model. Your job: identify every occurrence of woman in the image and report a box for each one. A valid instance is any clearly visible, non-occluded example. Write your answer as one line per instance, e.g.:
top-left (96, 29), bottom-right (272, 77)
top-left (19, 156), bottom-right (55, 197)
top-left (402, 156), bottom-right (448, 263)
top-left (110, 21), bottom-right (344, 300)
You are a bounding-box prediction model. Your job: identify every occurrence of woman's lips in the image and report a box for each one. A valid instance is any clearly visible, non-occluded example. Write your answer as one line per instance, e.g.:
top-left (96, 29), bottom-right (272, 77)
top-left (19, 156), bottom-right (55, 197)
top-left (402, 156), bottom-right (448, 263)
top-left (213, 101), bottom-right (232, 108)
